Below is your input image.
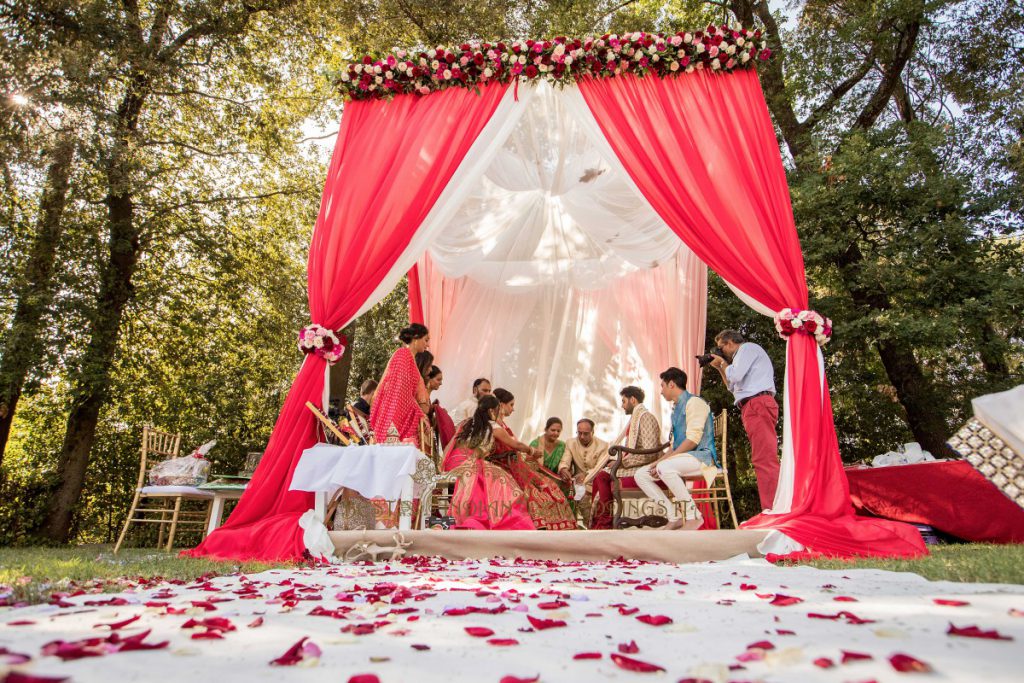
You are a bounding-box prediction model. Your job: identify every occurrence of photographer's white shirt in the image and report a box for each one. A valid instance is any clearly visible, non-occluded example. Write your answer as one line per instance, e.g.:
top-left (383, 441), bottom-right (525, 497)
top-left (725, 342), bottom-right (776, 403)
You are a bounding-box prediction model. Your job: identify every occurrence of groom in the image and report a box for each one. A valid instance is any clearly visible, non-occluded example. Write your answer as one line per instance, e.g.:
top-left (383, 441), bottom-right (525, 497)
top-left (589, 386), bottom-right (662, 529)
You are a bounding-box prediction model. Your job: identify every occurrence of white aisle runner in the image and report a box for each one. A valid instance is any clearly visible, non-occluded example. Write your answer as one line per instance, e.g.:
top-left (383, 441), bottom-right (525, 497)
top-left (2, 557), bottom-right (1021, 682)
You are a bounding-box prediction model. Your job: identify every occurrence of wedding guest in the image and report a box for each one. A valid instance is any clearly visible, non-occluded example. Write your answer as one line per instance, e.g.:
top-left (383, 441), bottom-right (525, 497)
top-left (369, 323), bottom-right (431, 447)
top-left (492, 388), bottom-right (576, 530)
top-left (559, 419), bottom-right (609, 527)
top-left (427, 365), bottom-right (456, 448)
top-left (450, 377), bottom-right (493, 425)
top-left (633, 367), bottom-right (718, 530)
top-left (709, 329), bottom-right (779, 510)
top-left (442, 395), bottom-right (533, 530)
top-left (590, 386), bottom-right (662, 529)
top-left (415, 350), bottom-right (435, 383)
top-left (530, 418), bottom-right (572, 505)
top-left (351, 379), bottom-right (377, 419)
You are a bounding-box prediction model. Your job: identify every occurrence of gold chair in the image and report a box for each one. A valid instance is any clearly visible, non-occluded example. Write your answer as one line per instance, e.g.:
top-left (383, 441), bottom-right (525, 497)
top-left (114, 426), bottom-right (214, 553)
top-left (610, 409), bottom-right (738, 529)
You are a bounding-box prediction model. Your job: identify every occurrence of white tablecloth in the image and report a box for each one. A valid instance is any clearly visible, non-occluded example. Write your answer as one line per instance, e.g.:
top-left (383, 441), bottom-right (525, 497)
top-left (288, 443), bottom-right (424, 501)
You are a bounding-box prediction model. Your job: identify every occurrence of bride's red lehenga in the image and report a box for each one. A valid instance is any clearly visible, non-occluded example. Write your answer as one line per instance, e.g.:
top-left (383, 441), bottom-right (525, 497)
top-left (443, 425), bottom-right (534, 530)
top-left (492, 421), bottom-right (577, 531)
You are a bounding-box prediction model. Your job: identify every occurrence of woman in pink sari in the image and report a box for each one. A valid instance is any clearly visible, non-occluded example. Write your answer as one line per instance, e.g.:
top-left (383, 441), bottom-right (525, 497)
top-left (369, 324), bottom-right (431, 447)
top-left (491, 388), bottom-right (577, 530)
top-left (443, 395), bottom-right (534, 530)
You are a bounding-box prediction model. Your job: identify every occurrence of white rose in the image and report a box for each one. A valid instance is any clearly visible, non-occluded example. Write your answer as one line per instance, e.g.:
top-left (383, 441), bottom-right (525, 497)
top-left (711, 58), bottom-right (720, 70)
top-left (313, 337), bottom-right (324, 348)
top-left (696, 42), bottom-right (705, 53)
top-left (631, 31), bottom-right (641, 41)
top-left (669, 60), bottom-right (679, 71)
top-left (340, 73), bottom-right (350, 82)
top-left (385, 70), bottom-right (393, 78)
top-left (484, 67), bottom-right (493, 77)
top-left (354, 64), bottom-right (363, 73)
top-left (427, 49), bottom-right (436, 59)
top-left (686, 65), bottom-right (694, 73)
top-left (518, 54), bottom-right (526, 64)
top-left (726, 45), bottom-right (736, 55)
top-left (443, 69), bottom-right (452, 79)
top-left (375, 75), bottom-right (383, 83)
top-left (683, 32), bottom-right (693, 44)
top-left (502, 53), bottom-right (510, 62)
top-left (652, 54), bottom-right (660, 62)
top-left (397, 62), bottom-right (407, 72)
top-left (736, 37), bottom-right (745, 47)
top-left (553, 44), bottom-right (565, 55)
top-left (564, 56), bottom-right (573, 65)
top-left (431, 60), bottom-right (440, 70)
top-left (741, 52), bottom-right (750, 63)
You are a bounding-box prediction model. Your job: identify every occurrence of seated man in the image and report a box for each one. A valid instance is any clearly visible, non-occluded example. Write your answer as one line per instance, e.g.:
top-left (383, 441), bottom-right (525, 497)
top-left (351, 379), bottom-right (377, 419)
top-left (450, 377), bottom-right (492, 426)
top-left (590, 386), bottom-right (662, 529)
top-left (558, 419), bottom-right (608, 526)
top-left (634, 367), bottom-right (718, 530)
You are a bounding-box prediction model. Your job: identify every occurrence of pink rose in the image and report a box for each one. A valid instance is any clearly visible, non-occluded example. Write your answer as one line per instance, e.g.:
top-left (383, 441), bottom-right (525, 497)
top-left (759, 48), bottom-right (772, 60)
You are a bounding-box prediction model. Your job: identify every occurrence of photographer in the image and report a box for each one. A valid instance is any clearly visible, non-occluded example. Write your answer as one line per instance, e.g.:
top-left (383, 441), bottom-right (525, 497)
top-left (708, 330), bottom-right (780, 512)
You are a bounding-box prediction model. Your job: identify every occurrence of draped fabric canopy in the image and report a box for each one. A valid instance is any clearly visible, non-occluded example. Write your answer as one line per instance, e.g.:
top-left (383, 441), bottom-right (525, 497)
top-left (189, 69), bottom-right (926, 562)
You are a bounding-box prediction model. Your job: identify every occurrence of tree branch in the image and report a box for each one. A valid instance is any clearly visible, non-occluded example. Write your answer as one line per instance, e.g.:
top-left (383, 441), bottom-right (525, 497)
top-left (853, 19), bottom-right (921, 130)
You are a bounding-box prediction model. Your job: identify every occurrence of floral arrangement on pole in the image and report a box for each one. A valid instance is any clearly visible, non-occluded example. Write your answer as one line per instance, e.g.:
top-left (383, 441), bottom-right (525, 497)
top-left (774, 309), bottom-right (833, 346)
top-left (332, 25), bottom-right (772, 100)
top-left (298, 324), bottom-right (346, 365)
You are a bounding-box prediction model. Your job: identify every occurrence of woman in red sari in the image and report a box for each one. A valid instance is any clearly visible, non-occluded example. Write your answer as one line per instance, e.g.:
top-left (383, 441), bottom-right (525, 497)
top-left (443, 395), bottom-right (534, 530)
top-left (370, 324), bottom-right (431, 447)
top-left (491, 388), bottom-right (577, 530)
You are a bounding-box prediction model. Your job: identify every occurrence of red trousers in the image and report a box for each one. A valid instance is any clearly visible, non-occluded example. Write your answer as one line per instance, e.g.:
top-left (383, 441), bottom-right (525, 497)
top-left (740, 394), bottom-right (780, 510)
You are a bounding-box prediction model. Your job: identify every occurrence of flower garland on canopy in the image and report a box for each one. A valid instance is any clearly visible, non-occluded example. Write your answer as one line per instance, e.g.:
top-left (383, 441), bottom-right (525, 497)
top-left (774, 309), bottom-right (833, 346)
top-left (298, 324), bottom-right (346, 365)
top-left (332, 25), bottom-right (772, 100)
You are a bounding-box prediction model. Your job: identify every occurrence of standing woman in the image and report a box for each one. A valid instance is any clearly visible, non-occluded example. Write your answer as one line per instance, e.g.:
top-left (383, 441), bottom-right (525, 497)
top-left (492, 389), bottom-right (577, 530)
top-left (369, 324), bottom-right (431, 447)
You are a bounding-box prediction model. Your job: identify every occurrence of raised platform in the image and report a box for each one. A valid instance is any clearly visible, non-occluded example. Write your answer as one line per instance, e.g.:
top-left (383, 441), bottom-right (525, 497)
top-left (329, 529), bottom-right (769, 563)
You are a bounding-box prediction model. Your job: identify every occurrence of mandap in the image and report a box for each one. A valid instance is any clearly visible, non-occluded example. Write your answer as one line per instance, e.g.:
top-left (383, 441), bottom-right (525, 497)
top-left (188, 28), bottom-right (927, 563)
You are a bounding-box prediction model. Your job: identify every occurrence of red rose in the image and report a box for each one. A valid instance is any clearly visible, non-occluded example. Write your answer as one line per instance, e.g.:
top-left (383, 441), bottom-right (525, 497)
top-left (445, 52), bottom-right (456, 63)
top-left (511, 44), bottom-right (521, 54)
top-left (681, 56), bottom-right (690, 66)
top-left (759, 48), bottom-right (772, 60)
top-left (524, 65), bottom-right (538, 78)
top-left (803, 320), bottom-right (818, 333)
top-left (473, 53), bottom-right (485, 65)
top-left (497, 41), bottom-right (506, 51)
top-left (362, 55), bottom-right (373, 64)
top-left (459, 43), bottom-right (470, 51)
top-left (706, 24), bottom-right (717, 34)
top-left (526, 39), bottom-right (535, 48)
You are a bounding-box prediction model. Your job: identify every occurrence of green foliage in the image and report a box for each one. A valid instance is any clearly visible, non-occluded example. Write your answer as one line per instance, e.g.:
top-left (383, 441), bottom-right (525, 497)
top-left (798, 543), bottom-right (1024, 585)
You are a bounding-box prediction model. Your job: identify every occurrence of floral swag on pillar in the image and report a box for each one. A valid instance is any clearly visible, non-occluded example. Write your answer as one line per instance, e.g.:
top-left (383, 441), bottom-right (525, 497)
top-left (774, 309), bottom-right (833, 346)
top-left (298, 324), bottom-right (347, 364)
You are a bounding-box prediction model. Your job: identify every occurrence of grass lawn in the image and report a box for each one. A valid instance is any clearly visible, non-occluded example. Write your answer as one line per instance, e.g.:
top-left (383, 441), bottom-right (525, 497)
top-left (799, 543), bottom-right (1024, 584)
top-left (0, 545), bottom-right (290, 606)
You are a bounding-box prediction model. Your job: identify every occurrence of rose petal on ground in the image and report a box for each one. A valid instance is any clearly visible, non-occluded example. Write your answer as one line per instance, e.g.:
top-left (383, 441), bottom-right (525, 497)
top-left (636, 614), bottom-right (673, 626)
top-left (747, 640), bottom-right (775, 650)
top-left (190, 631), bottom-right (224, 640)
top-left (537, 600), bottom-right (568, 609)
top-left (617, 606), bottom-right (639, 616)
top-left (411, 644), bottom-right (430, 651)
top-left (813, 657), bottom-right (835, 668)
top-left (6, 621), bottom-right (37, 626)
top-left (270, 637), bottom-right (316, 666)
top-left (739, 583), bottom-right (757, 591)
top-left (526, 615), bottom-right (566, 630)
top-left (841, 650), bottom-right (873, 664)
top-left (347, 675), bottom-right (380, 683)
top-left (94, 615), bottom-right (140, 630)
top-left (248, 617), bottom-right (264, 628)
top-left (573, 652), bottom-right (602, 660)
top-left (947, 623), bottom-right (1014, 641)
top-left (934, 599), bottom-right (970, 607)
top-left (834, 596), bottom-right (858, 602)
top-left (499, 676), bottom-right (539, 683)
top-left (770, 594), bottom-right (803, 606)
top-left (890, 653), bottom-right (932, 673)
top-left (465, 627), bottom-right (495, 637)
top-left (610, 653), bottom-right (664, 673)
top-left (618, 640), bottom-right (639, 654)
top-left (487, 639), bottom-right (519, 646)
top-left (2, 673), bottom-right (71, 683)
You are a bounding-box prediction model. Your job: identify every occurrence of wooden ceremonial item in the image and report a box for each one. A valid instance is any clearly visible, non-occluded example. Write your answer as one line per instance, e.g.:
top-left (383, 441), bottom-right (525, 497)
top-left (305, 401), bottom-right (352, 446)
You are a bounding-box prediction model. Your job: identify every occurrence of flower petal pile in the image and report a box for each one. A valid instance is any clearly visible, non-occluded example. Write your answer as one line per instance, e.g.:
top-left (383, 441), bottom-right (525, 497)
top-left (332, 26), bottom-right (772, 100)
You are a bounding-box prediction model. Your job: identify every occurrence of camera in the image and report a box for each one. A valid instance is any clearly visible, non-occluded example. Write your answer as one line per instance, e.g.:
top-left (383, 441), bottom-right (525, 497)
top-left (696, 348), bottom-right (724, 368)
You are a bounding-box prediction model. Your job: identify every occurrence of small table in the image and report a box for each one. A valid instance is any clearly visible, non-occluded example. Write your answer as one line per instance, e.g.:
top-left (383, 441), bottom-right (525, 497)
top-left (289, 443), bottom-right (425, 530)
top-left (198, 479), bottom-right (249, 535)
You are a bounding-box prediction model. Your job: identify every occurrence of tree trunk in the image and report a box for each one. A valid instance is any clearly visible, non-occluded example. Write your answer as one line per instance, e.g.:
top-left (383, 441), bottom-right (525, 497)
top-left (40, 75), bottom-right (148, 542)
top-left (0, 134), bottom-right (75, 467)
top-left (330, 322), bottom-right (357, 405)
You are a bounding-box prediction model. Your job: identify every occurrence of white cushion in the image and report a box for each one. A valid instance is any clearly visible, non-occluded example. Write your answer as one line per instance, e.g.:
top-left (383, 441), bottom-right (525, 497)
top-left (140, 485), bottom-right (214, 498)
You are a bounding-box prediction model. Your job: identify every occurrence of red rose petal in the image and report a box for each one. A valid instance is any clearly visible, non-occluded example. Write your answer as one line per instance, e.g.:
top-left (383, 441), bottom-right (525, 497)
top-left (499, 676), bottom-right (539, 683)
top-left (769, 594), bottom-right (803, 606)
top-left (841, 650), bottom-right (873, 664)
top-left (190, 631), bottom-right (224, 640)
top-left (411, 644), bottom-right (430, 651)
top-left (934, 598), bottom-right (970, 607)
top-left (348, 676), bottom-right (380, 683)
top-left (618, 640), bottom-right (639, 654)
top-left (739, 583), bottom-right (757, 590)
top-left (747, 640), bottom-right (775, 650)
top-left (2, 673), bottom-right (70, 683)
top-left (776, 629), bottom-right (796, 636)
top-left (269, 637), bottom-right (315, 666)
top-left (573, 652), bottom-right (602, 660)
top-left (813, 657), bottom-right (835, 668)
top-left (610, 653), bottom-right (665, 673)
top-left (464, 626), bottom-right (495, 637)
top-left (6, 621), bottom-right (37, 626)
top-left (248, 617), bottom-right (264, 628)
top-left (833, 596), bottom-right (858, 602)
top-left (947, 623), bottom-right (1014, 641)
top-left (636, 614), bottom-right (673, 626)
top-left (889, 653), bottom-right (932, 673)
top-left (537, 600), bottom-right (568, 609)
top-left (526, 615), bottom-right (566, 630)
top-left (617, 605), bottom-right (639, 616)
top-left (487, 638), bottom-right (519, 646)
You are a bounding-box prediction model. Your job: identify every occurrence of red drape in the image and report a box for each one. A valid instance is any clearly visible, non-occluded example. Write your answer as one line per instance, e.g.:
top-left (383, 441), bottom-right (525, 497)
top-left (187, 82), bottom-right (509, 561)
top-left (578, 71), bottom-right (924, 558)
top-left (408, 264), bottom-right (425, 324)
